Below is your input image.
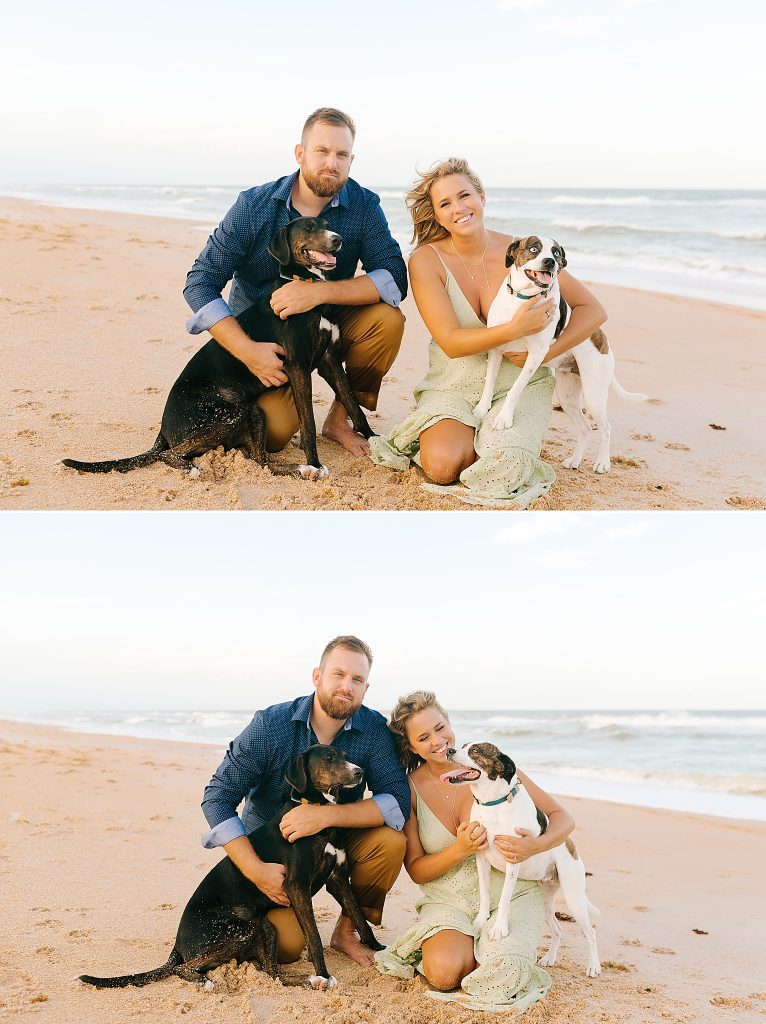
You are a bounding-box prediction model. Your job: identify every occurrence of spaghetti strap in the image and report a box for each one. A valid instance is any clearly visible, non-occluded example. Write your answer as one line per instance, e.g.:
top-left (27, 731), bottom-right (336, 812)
top-left (427, 243), bottom-right (450, 271)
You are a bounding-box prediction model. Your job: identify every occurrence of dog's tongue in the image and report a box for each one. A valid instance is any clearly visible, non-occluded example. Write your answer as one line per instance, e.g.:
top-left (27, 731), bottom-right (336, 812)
top-left (440, 767), bottom-right (469, 783)
top-left (535, 271), bottom-right (553, 285)
top-left (308, 250), bottom-right (336, 266)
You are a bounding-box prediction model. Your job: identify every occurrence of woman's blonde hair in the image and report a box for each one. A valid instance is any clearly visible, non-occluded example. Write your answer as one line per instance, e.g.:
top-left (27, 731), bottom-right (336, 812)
top-left (405, 157), bottom-right (485, 247)
top-left (388, 690), bottom-right (450, 773)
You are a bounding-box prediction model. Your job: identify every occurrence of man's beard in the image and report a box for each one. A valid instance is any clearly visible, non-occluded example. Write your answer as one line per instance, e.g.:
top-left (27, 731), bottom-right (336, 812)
top-left (302, 168), bottom-right (347, 199)
top-left (317, 688), bottom-right (363, 721)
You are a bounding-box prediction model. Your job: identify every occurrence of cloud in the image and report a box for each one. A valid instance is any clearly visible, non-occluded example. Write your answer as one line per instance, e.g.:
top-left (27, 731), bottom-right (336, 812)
top-left (542, 15), bottom-right (614, 38)
top-left (498, 0), bottom-right (545, 10)
top-left (606, 522), bottom-right (650, 542)
top-left (493, 516), bottom-right (584, 545)
top-left (531, 549), bottom-right (590, 570)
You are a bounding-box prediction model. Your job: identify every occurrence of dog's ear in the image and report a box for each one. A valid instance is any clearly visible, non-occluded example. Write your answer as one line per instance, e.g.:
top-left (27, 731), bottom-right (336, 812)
top-left (284, 750), bottom-right (309, 794)
top-left (505, 240), bottom-right (521, 268)
top-left (268, 224), bottom-right (292, 266)
top-left (554, 242), bottom-right (567, 269)
top-left (489, 752), bottom-right (516, 782)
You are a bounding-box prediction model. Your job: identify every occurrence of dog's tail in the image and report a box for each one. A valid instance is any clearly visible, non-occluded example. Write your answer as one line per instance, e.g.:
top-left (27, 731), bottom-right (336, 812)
top-left (62, 434), bottom-right (168, 474)
top-left (609, 376), bottom-right (648, 403)
top-left (79, 947), bottom-right (182, 988)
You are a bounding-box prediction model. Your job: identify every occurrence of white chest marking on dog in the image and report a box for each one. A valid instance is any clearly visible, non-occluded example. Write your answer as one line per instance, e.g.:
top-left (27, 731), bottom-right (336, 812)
top-left (324, 842), bottom-right (346, 865)
top-left (322, 791), bottom-right (336, 804)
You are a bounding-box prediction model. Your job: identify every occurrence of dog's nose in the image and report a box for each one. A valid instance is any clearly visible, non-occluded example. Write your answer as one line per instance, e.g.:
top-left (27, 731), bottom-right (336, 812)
top-left (328, 232), bottom-right (342, 252)
top-left (542, 257), bottom-right (555, 270)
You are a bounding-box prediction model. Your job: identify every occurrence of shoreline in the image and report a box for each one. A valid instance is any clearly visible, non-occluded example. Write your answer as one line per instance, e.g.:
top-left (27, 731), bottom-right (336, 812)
top-left (2, 195), bottom-right (765, 511)
top-left (3, 714), bottom-right (764, 825)
top-left (2, 189), bottom-right (764, 314)
top-left (1, 717), bottom-right (764, 1023)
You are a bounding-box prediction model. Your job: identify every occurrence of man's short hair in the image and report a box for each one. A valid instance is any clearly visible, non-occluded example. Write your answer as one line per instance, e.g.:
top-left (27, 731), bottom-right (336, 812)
top-left (320, 635), bottom-right (373, 669)
top-left (301, 108), bottom-right (356, 144)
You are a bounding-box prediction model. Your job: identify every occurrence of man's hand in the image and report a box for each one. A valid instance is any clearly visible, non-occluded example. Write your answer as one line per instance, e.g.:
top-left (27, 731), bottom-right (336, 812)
top-left (239, 340), bottom-right (288, 387)
top-left (279, 802), bottom-right (333, 843)
top-left (270, 280), bottom-right (324, 319)
top-left (252, 862), bottom-right (290, 906)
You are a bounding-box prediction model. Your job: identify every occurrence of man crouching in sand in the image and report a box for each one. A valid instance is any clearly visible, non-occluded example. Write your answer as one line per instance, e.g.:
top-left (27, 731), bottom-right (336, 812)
top-left (201, 635), bottom-right (409, 964)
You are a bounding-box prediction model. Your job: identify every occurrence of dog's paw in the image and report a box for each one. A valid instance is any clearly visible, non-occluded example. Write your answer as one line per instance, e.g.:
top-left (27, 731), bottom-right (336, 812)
top-left (489, 922), bottom-right (509, 942)
top-left (491, 412), bottom-right (513, 432)
top-left (473, 914), bottom-right (489, 931)
top-left (593, 458), bottom-right (610, 473)
top-left (538, 952), bottom-right (557, 968)
top-left (562, 455), bottom-right (582, 470)
top-left (586, 962), bottom-right (601, 978)
top-left (308, 975), bottom-right (338, 991)
top-left (202, 979), bottom-right (215, 991)
top-left (297, 464), bottom-right (329, 481)
top-left (188, 466), bottom-right (201, 479)
top-left (472, 403), bottom-right (490, 422)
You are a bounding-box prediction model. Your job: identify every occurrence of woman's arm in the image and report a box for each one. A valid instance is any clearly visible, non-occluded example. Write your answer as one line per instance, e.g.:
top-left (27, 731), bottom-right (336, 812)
top-left (504, 271), bottom-right (607, 367)
top-left (494, 769), bottom-right (575, 864)
top-left (409, 247), bottom-right (556, 359)
top-left (403, 796), bottom-right (488, 885)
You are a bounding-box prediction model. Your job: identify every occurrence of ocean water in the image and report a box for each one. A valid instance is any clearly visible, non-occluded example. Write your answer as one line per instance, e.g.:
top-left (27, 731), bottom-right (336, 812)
top-left (4, 184), bottom-right (766, 312)
top-left (9, 707), bottom-right (765, 823)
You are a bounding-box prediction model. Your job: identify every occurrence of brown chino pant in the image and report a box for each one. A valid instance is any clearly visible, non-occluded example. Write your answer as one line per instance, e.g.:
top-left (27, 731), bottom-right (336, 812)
top-left (265, 825), bottom-right (407, 963)
top-left (256, 303), bottom-right (405, 453)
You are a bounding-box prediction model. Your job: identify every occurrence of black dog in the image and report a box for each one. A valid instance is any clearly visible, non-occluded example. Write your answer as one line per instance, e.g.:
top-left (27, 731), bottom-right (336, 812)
top-left (62, 217), bottom-right (374, 480)
top-left (79, 745), bottom-right (384, 991)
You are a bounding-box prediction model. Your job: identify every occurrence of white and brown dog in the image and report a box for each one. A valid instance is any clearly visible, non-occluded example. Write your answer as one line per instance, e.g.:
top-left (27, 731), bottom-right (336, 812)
top-left (442, 742), bottom-right (601, 977)
top-left (472, 235), bottom-right (647, 473)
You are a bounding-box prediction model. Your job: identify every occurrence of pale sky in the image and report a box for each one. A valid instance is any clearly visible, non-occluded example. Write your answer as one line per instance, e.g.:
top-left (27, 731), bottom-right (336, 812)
top-left (1, 0), bottom-right (764, 189)
top-left (1, 512), bottom-right (763, 713)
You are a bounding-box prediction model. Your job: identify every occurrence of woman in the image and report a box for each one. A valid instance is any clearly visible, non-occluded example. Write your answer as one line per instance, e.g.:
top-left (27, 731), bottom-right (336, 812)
top-left (369, 159), bottom-right (606, 507)
top-left (374, 691), bottom-right (575, 1013)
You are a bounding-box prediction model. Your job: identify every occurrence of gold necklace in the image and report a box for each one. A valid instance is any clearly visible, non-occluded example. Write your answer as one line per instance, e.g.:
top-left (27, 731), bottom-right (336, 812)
top-left (450, 231), bottom-right (491, 293)
top-left (426, 762), bottom-right (461, 830)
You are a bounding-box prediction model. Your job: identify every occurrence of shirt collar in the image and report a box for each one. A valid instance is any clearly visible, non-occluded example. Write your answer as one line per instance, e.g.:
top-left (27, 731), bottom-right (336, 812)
top-left (291, 692), bottom-right (360, 733)
top-left (272, 170), bottom-right (349, 213)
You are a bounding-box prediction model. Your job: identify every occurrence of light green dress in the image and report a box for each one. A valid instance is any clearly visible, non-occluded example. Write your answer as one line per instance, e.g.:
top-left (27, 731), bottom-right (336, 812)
top-left (369, 253), bottom-right (556, 508)
top-left (374, 791), bottom-right (552, 1013)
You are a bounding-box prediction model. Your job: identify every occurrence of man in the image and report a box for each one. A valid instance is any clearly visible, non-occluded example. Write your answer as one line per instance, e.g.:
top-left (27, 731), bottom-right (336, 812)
top-left (184, 108), bottom-right (407, 458)
top-left (201, 636), bottom-right (409, 966)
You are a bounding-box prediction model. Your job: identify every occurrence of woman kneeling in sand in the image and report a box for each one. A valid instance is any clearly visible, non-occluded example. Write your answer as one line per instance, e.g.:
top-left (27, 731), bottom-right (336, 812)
top-left (374, 691), bottom-right (574, 1013)
top-left (369, 158), bottom-right (606, 507)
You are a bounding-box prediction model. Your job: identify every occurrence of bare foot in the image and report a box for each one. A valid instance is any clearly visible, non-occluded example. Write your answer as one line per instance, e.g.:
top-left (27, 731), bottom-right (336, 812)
top-left (329, 915), bottom-right (376, 966)
top-left (321, 401), bottom-right (371, 457)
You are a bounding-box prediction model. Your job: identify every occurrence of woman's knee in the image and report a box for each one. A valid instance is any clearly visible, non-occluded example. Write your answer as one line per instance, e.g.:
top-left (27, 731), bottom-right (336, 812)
top-left (423, 958), bottom-right (474, 991)
top-left (420, 448), bottom-right (472, 485)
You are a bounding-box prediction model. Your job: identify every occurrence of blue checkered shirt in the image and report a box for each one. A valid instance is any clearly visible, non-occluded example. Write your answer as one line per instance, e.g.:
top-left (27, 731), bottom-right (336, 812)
top-left (184, 172), bottom-right (408, 335)
top-left (200, 694), bottom-right (410, 848)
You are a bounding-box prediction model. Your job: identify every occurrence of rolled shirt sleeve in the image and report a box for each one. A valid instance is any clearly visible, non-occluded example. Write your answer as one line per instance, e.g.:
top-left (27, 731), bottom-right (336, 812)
top-left (186, 296), bottom-right (234, 336)
top-left (366, 269), bottom-right (402, 308)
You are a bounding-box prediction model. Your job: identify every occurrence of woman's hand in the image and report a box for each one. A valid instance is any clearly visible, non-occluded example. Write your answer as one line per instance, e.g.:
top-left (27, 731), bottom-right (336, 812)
top-left (505, 296), bottom-right (557, 341)
top-left (495, 827), bottom-right (541, 865)
top-left (455, 820), bottom-right (488, 856)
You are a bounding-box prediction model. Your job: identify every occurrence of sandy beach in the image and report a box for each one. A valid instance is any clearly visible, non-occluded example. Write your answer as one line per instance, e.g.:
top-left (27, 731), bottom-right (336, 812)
top-left (1, 718), bottom-right (763, 1024)
top-left (1, 196), bottom-right (765, 511)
